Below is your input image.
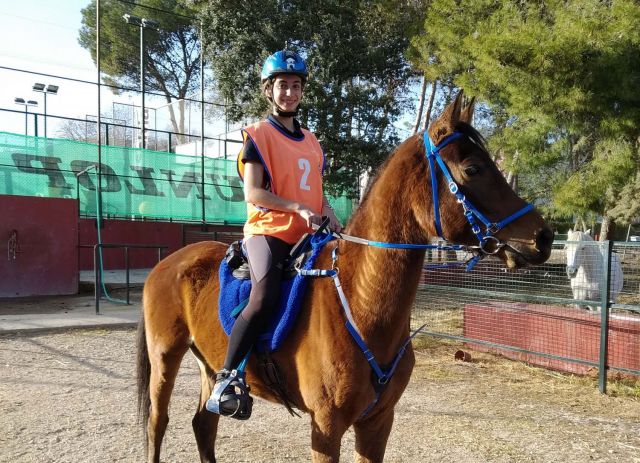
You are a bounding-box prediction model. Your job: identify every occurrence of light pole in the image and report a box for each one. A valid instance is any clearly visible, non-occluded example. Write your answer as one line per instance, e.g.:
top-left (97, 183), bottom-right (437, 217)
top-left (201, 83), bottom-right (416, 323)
top-left (123, 13), bottom-right (159, 149)
top-left (32, 83), bottom-right (59, 138)
top-left (14, 97), bottom-right (38, 136)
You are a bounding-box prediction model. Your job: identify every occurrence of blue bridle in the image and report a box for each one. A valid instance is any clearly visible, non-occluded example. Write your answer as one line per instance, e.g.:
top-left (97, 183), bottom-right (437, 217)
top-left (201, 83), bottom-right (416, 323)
top-left (423, 130), bottom-right (534, 263)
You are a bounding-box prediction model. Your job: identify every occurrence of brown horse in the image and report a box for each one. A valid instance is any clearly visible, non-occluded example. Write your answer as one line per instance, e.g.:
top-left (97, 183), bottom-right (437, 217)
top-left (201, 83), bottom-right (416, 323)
top-left (137, 92), bottom-right (554, 463)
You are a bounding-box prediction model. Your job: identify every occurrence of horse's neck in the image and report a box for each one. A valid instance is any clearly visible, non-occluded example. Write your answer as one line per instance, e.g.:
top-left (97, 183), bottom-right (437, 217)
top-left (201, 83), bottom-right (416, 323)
top-left (338, 164), bottom-right (429, 355)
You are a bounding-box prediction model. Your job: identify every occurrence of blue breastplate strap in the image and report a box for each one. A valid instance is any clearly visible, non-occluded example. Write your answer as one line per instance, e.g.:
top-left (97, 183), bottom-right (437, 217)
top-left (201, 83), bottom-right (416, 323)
top-left (298, 245), bottom-right (426, 417)
top-left (295, 131), bottom-right (536, 415)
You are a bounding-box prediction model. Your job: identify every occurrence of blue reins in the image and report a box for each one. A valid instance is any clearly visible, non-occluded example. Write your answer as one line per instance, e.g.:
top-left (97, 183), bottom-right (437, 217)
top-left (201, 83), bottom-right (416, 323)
top-left (327, 130), bottom-right (535, 270)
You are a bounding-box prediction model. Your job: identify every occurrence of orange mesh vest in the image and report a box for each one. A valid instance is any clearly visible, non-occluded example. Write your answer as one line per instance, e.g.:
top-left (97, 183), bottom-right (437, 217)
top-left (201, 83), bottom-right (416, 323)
top-left (238, 120), bottom-right (325, 244)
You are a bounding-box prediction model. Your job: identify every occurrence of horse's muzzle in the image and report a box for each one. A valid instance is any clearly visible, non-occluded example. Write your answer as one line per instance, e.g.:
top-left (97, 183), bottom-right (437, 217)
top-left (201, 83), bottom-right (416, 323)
top-left (535, 227), bottom-right (555, 253)
top-left (566, 266), bottom-right (578, 278)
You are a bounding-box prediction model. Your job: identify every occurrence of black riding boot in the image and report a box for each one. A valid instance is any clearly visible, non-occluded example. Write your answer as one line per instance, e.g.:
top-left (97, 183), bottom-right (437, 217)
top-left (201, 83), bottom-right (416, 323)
top-left (206, 368), bottom-right (253, 420)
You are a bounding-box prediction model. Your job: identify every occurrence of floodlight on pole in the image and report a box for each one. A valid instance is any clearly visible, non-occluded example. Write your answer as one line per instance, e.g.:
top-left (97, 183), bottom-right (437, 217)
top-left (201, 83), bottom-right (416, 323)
top-left (141, 18), bottom-right (159, 30)
top-left (123, 14), bottom-right (160, 149)
top-left (122, 13), bottom-right (142, 26)
top-left (14, 97), bottom-right (38, 136)
top-left (33, 82), bottom-right (59, 138)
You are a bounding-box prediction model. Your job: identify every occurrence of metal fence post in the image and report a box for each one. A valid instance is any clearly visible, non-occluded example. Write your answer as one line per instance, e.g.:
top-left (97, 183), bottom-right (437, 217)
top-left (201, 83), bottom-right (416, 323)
top-left (598, 240), bottom-right (613, 393)
top-left (94, 244), bottom-right (101, 314)
top-left (125, 246), bottom-right (130, 305)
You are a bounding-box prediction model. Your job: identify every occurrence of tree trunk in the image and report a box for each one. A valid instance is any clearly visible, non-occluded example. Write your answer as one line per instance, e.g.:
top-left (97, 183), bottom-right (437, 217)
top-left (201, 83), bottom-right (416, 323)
top-left (505, 150), bottom-right (519, 191)
top-left (599, 214), bottom-right (615, 241)
top-left (166, 99), bottom-right (187, 145)
top-left (421, 80), bottom-right (438, 131)
top-left (412, 75), bottom-right (427, 134)
top-left (178, 99), bottom-right (185, 144)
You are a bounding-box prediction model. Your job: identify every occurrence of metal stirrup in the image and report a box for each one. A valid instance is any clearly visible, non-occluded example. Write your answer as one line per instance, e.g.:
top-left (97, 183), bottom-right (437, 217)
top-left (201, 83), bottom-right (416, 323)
top-left (205, 369), bottom-right (253, 420)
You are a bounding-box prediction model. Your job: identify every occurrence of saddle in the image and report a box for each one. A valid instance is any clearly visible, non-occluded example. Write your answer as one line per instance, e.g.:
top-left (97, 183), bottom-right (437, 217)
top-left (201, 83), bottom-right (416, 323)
top-left (223, 235), bottom-right (314, 281)
top-left (218, 221), bottom-right (333, 353)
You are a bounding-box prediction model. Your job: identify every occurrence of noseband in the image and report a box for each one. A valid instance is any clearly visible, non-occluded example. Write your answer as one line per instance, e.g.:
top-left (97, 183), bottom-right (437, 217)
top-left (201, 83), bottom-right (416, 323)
top-left (424, 131), bottom-right (534, 265)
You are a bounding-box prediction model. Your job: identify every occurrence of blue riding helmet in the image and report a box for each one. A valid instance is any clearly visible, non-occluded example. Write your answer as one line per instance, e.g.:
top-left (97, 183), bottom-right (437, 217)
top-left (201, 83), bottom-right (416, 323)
top-left (261, 50), bottom-right (308, 82)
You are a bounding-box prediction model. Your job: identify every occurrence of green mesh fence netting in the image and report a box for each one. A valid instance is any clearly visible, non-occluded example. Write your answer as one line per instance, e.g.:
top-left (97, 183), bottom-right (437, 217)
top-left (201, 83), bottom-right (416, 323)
top-left (0, 132), bottom-right (354, 224)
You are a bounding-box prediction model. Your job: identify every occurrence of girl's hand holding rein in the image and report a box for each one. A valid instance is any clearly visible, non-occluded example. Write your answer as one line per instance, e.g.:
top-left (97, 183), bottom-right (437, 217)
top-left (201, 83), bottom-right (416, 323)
top-left (295, 203), bottom-right (321, 229)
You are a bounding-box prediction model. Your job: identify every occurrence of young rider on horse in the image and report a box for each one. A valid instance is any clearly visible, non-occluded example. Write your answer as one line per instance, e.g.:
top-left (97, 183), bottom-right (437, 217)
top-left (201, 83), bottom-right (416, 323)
top-left (208, 50), bottom-right (342, 418)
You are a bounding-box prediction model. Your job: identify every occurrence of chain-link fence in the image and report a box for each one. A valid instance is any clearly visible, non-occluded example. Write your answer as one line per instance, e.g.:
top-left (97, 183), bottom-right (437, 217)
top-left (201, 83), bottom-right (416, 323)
top-left (412, 239), bottom-right (640, 391)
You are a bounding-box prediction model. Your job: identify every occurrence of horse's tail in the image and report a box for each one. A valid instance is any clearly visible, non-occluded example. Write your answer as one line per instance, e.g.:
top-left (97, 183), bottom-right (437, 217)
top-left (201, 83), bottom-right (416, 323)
top-left (136, 312), bottom-right (151, 446)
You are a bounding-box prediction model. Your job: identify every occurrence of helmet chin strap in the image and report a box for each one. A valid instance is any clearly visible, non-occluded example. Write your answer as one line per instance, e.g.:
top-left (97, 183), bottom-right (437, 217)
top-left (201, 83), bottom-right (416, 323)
top-left (274, 106), bottom-right (298, 117)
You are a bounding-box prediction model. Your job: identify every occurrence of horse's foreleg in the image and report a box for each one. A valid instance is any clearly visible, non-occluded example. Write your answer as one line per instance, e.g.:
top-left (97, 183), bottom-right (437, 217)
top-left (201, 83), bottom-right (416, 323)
top-left (192, 354), bottom-right (219, 463)
top-left (352, 408), bottom-right (395, 463)
top-left (310, 411), bottom-right (348, 462)
top-left (147, 348), bottom-right (187, 463)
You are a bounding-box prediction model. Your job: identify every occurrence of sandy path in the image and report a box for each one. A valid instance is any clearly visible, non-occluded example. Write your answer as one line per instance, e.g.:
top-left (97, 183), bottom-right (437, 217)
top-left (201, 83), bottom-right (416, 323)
top-left (1, 328), bottom-right (639, 462)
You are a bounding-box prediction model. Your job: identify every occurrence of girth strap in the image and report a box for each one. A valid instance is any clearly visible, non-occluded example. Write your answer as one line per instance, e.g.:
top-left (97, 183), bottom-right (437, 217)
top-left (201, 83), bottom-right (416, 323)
top-left (257, 352), bottom-right (301, 417)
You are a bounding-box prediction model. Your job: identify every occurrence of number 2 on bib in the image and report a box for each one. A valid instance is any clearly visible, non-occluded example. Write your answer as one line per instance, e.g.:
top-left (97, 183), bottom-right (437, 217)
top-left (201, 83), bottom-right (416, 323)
top-left (298, 158), bottom-right (311, 191)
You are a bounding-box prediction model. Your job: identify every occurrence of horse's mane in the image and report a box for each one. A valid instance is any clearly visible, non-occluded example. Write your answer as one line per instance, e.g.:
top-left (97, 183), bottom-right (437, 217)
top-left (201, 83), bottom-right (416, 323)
top-left (350, 121), bottom-right (489, 226)
top-left (454, 121), bottom-right (488, 154)
top-left (568, 230), bottom-right (593, 242)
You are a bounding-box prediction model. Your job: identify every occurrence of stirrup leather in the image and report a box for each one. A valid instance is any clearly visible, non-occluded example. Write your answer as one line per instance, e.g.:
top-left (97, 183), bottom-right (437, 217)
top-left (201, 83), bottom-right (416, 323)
top-left (205, 369), bottom-right (253, 420)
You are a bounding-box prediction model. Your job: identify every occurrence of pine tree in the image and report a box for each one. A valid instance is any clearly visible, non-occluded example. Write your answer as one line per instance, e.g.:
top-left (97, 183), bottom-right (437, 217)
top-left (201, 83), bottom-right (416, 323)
top-left (409, 0), bottom-right (640, 237)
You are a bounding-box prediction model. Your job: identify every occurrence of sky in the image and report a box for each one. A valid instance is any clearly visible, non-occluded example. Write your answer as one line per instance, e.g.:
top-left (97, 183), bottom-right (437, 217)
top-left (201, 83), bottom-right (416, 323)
top-left (0, 1), bottom-right (100, 135)
top-left (0, 0), bottom-right (226, 146)
top-left (0, 1), bottom-right (416, 145)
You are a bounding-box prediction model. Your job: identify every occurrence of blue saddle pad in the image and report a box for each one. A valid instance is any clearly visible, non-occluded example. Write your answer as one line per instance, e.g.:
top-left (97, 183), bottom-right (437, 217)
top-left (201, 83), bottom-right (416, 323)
top-left (218, 233), bottom-right (333, 353)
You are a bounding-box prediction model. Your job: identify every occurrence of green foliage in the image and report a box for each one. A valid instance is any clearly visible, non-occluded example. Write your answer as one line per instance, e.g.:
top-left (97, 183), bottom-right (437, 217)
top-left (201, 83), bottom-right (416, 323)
top-left (609, 173), bottom-right (640, 224)
top-left (194, 0), bottom-right (420, 197)
top-left (555, 140), bottom-right (635, 214)
top-left (410, 0), bottom-right (640, 223)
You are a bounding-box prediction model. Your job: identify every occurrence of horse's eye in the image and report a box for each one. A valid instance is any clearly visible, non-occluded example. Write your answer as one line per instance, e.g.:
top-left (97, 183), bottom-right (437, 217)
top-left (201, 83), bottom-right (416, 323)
top-left (464, 165), bottom-right (481, 176)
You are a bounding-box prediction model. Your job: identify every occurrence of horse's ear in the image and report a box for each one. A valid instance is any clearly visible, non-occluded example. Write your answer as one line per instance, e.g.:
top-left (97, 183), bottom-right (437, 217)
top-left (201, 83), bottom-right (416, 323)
top-left (585, 229), bottom-right (591, 235)
top-left (428, 90), bottom-right (464, 143)
top-left (460, 96), bottom-right (476, 124)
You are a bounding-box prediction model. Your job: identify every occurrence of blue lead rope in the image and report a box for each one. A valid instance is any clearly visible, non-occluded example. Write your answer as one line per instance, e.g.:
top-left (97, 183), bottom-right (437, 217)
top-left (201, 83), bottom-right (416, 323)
top-left (322, 230), bottom-right (482, 271)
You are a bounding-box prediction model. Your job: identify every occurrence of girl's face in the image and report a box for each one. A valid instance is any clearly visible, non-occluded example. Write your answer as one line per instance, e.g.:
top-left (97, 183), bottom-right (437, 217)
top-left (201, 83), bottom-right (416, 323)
top-left (270, 74), bottom-right (303, 113)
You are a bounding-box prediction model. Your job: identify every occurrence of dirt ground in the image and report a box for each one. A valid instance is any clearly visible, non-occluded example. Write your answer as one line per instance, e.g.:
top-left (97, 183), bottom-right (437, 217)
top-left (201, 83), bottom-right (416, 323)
top-left (1, 324), bottom-right (639, 463)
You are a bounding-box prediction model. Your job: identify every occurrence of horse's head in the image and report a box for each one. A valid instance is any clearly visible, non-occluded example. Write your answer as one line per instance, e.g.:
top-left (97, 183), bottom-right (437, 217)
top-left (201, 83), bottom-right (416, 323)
top-left (409, 91), bottom-right (554, 269)
top-left (565, 229), bottom-right (592, 278)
